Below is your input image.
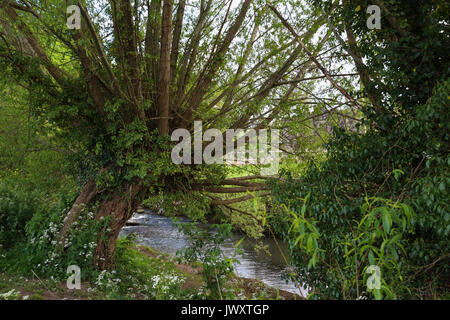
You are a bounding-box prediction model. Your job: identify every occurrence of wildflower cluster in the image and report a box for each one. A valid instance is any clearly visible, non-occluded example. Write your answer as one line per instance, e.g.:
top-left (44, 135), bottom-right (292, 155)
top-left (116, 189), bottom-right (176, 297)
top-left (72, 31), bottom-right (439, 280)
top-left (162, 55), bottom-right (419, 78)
top-left (150, 273), bottom-right (185, 299)
top-left (0, 289), bottom-right (21, 300)
top-left (25, 204), bottom-right (107, 279)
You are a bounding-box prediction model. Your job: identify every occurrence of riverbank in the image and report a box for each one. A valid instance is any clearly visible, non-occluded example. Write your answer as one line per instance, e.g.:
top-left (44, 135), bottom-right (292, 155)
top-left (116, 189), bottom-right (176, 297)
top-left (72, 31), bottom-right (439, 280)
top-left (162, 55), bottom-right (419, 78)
top-left (0, 241), bottom-right (301, 300)
top-left (121, 210), bottom-right (302, 294)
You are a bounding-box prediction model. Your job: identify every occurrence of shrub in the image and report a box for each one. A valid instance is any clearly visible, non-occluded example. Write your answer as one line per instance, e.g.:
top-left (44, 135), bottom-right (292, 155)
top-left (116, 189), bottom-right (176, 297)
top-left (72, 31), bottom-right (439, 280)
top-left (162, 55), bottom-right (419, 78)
top-left (175, 222), bottom-right (241, 299)
top-left (268, 82), bottom-right (449, 299)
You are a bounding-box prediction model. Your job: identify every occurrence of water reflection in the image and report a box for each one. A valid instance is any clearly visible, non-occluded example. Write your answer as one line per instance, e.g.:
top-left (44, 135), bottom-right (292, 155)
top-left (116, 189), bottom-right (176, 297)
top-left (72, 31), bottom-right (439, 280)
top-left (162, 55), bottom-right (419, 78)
top-left (120, 211), bottom-right (304, 295)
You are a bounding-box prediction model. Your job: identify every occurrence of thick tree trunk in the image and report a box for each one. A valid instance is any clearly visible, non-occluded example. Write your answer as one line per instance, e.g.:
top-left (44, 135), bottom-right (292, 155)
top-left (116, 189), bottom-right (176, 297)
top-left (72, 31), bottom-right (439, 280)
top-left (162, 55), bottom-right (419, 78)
top-left (58, 179), bottom-right (98, 242)
top-left (157, 0), bottom-right (173, 135)
top-left (93, 183), bottom-right (145, 270)
top-left (59, 175), bottom-right (146, 269)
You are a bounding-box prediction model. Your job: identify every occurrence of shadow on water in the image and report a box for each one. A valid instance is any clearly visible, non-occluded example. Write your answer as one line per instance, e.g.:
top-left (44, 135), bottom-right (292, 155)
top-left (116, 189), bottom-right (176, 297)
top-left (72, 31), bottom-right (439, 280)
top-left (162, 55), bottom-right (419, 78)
top-left (119, 210), bottom-right (305, 295)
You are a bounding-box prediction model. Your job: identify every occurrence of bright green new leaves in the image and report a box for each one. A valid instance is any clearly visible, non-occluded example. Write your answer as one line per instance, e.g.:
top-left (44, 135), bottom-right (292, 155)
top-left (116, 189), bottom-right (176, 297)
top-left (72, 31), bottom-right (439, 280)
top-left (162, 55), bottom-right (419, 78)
top-left (353, 197), bottom-right (414, 300)
top-left (286, 193), bottom-right (324, 270)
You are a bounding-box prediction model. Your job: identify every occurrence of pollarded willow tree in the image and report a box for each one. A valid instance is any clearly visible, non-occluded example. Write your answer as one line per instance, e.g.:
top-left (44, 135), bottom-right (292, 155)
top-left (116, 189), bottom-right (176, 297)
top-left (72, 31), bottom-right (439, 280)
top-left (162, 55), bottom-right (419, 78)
top-left (0, 0), bottom-right (360, 268)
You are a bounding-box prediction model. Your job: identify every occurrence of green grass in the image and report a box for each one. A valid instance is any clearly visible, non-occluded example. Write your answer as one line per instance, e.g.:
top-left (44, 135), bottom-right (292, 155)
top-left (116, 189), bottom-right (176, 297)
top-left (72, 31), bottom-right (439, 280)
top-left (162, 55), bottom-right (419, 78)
top-left (0, 237), bottom-right (299, 300)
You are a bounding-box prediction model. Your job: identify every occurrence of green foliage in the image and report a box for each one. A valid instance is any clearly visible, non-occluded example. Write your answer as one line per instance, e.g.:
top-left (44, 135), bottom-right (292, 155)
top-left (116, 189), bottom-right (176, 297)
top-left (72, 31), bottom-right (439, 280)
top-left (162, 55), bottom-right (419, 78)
top-left (0, 78), bottom-right (76, 252)
top-left (0, 180), bottom-right (39, 249)
top-left (95, 237), bottom-right (195, 300)
top-left (270, 1), bottom-right (450, 298)
top-left (269, 0), bottom-right (449, 299)
top-left (143, 191), bottom-right (211, 220)
top-left (285, 193), bottom-right (324, 271)
top-left (353, 198), bottom-right (415, 300)
top-left (0, 289), bottom-right (21, 300)
top-left (6, 194), bottom-right (107, 280)
top-left (269, 84), bottom-right (449, 298)
top-left (175, 222), bottom-right (241, 299)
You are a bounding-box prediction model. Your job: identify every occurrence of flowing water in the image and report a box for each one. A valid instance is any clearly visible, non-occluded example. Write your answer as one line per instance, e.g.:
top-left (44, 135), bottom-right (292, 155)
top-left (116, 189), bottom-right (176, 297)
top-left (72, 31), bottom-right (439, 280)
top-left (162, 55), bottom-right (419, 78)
top-left (119, 210), bottom-right (304, 295)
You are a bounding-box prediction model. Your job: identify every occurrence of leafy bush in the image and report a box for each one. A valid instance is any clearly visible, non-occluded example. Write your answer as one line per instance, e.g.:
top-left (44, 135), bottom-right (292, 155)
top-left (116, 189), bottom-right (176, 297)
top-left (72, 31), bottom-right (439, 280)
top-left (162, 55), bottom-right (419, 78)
top-left (269, 0), bottom-right (449, 299)
top-left (268, 82), bottom-right (449, 299)
top-left (283, 194), bottom-right (415, 299)
top-left (22, 197), bottom-right (110, 281)
top-left (0, 180), bottom-right (39, 249)
top-left (175, 222), bottom-right (241, 299)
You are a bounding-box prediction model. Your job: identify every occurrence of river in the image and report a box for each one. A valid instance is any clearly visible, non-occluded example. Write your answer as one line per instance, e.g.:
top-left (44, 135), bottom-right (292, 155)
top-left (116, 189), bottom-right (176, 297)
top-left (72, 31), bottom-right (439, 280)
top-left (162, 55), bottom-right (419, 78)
top-left (119, 210), bottom-right (305, 295)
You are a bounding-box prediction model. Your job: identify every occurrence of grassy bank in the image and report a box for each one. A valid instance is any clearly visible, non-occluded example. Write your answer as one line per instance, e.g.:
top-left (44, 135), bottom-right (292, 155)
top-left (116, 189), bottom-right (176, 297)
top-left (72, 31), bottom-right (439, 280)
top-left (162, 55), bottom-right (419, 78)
top-left (0, 239), bottom-right (300, 300)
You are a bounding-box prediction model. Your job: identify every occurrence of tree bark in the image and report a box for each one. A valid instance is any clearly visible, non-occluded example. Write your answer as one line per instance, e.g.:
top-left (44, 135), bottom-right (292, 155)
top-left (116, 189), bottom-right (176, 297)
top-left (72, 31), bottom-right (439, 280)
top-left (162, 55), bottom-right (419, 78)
top-left (157, 0), bottom-right (173, 134)
top-left (58, 179), bottom-right (98, 242)
top-left (93, 182), bottom-right (145, 270)
top-left (144, 0), bottom-right (162, 102)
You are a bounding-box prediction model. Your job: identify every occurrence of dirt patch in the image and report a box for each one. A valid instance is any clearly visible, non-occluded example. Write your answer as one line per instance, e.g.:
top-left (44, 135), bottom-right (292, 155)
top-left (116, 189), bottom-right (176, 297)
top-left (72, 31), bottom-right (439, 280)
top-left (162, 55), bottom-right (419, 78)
top-left (173, 262), bottom-right (203, 275)
top-left (1, 279), bottom-right (94, 300)
top-left (230, 276), bottom-right (302, 300)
